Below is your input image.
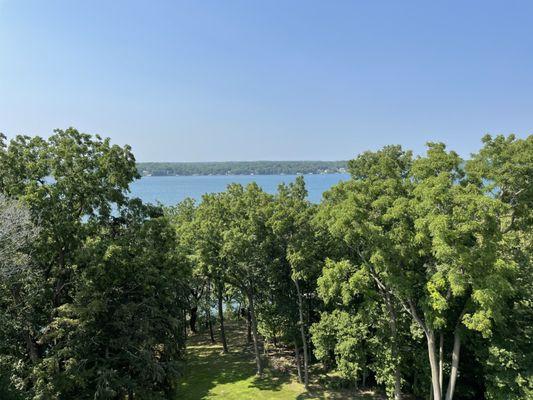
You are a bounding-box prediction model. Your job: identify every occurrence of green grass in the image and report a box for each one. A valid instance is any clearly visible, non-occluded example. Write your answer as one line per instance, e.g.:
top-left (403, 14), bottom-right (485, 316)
top-left (175, 323), bottom-right (384, 400)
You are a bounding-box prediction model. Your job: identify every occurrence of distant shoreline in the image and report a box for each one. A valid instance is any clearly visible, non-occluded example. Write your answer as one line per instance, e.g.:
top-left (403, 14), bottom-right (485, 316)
top-left (138, 172), bottom-right (348, 177)
top-left (137, 161), bottom-right (348, 177)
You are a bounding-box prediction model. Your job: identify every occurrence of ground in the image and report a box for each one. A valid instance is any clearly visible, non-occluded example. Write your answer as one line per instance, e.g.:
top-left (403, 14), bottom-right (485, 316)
top-left (175, 323), bottom-right (384, 400)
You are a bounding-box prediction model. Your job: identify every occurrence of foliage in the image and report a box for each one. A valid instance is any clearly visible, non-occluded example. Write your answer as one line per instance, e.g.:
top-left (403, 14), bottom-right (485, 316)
top-left (314, 136), bottom-right (532, 399)
top-left (1, 130), bottom-right (530, 400)
top-left (0, 128), bottom-right (190, 399)
top-left (137, 160), bottom-right (347, 176)
top-left (35, 203), bottom-right (188, 399)
top-left (0, 194), bottom-right (39, 278)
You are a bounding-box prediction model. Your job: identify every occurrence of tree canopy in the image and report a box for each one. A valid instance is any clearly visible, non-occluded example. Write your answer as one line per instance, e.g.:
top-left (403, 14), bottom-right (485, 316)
top-left (1, 130), bottom-right (530, 400)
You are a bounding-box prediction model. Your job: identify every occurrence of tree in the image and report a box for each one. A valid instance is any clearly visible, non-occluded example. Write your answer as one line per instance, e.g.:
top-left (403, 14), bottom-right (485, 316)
top-left (0, 194), bottom-right (40, 398)
top-left (194, 192), bottom-right (232, 353)
top-left (0, 128), bottom-right (139, 310)
top-left (317, 141), bottom-right (521, 400)
top-left (166, 198), bottom-right (205, 334)
top-left (0, 128), bottom-right (190, 398)
top-left (316, 146), bottom-right (412, 399)
top-left (268, 176), bottom-right (321, 387)
top-left (406, 142), bottom-right (514, 400)
top-left (311, 308), bottom-right (372, 389)
top-left (34, 201), bottom-right (189, 399)
top-left (465, 134), bottom-right (533, 399)
top-left (221, 183), bottom-right (274, 375)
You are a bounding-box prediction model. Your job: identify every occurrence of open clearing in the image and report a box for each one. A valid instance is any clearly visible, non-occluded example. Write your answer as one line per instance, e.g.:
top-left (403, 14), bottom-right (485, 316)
top-left (175, 324), bottom-right (384, 400)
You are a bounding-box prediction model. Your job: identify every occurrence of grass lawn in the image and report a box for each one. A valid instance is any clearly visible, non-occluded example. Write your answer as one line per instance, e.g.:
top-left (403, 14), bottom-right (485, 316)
top-left (175, 323), bottom-right (384, 400)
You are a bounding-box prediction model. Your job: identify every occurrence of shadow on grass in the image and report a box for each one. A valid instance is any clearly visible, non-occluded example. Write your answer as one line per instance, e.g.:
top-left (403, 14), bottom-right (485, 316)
top-left (177, 323), bottom-right (385, 400)
top-left (248, 369), bottom-right (292, 392)
top-left (292, 363), bottom-right (386, 400)
top-left (296, 389), bottom-right (383, 400)
top-left (176, 349), bottom-right (254, 399)
top-left (176, 323), bottom-right (291, 399)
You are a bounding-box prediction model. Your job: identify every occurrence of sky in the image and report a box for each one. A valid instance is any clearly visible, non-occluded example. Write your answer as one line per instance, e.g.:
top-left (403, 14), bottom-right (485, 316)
top-left (0, 1), bottom-right (532, 162)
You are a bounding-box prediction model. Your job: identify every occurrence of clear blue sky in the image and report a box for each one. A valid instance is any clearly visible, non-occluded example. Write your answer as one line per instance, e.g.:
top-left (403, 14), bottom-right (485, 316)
top-left (1, 1), bottom-right (531, 161)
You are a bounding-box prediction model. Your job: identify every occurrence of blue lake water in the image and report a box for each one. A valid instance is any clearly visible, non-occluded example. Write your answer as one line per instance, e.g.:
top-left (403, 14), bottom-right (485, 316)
top-left (129, 174), bottom-right (350, 205)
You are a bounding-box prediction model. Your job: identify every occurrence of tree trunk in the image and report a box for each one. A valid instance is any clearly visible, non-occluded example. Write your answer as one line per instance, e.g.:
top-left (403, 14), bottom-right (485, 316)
top-left (208, 310), bottom-right (215, 343)
top-left (246, 307), bottom-right (252, 344)
top-left (404, 298), bottom-right (441, 400)
top-left (439, 333), bottom-right (444, 398)
top-left (393, 358), bottom-right (402, 399)
top-left (246, 290), bottom-right (263, 375)
top-left (25, 331), bottom-right (39, 363)
top-left (183, 308), bottom-right (188, 338)
top-left (384, 293), bottom-right (401, 400)
top-left (206, 280), bottom-right (215, 343)
top-left (294, 340), bottom-right (303, 383)
top-left (426, 330), bottom-right (442, 400)
top-left (445, 329), bottom-right (461, 400)
top-left (217, 282), bottom-right (228, 353)
top-left (294, 278), bottom-right (309, 388)
top-left (190, 306), bottom-right (198, 333)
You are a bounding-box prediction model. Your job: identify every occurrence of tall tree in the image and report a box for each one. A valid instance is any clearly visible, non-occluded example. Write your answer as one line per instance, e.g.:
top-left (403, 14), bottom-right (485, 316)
top-left (268, 176), bottom-right (321, 387)
top-left (194, 193), bottom-right (231, 353)
top-left (317, 141), bottom-right (519, 400)
top-left (465, 134), bottom-right (533, 399)
top-left (222, 183), bottom-right (273, 375)
top-left (36, 202), bottom-right (189, 399)
top-left (406, 142), bottom-right (513, 400)
top-left (316, 146), bottom-right (412, 399)
top-left (0, 128), bottom-right (190, 398)
top-left (166, 198), bottom-right (205, 334)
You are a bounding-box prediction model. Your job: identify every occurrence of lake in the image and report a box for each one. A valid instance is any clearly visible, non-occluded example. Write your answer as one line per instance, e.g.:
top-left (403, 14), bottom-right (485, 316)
top-left (129, 173), bottom-right (350, 205)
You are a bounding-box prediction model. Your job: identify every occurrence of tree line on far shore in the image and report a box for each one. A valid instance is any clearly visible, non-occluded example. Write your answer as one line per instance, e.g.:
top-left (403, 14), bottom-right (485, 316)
top-left (0, 129), bottom-right (531, 400)
top-left (137, 160), bottom-right (347, 176)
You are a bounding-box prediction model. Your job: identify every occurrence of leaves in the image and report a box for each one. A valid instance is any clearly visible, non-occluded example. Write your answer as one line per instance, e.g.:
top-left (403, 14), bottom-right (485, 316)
top-left (0, 129), bottom-right (189, 399)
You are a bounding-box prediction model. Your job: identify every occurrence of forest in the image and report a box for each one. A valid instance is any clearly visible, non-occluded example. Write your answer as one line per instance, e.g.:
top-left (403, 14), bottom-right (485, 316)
top-left (136, 161), bottom-right (347, 176)
top-left (0, 129), bottom-right (531, 400)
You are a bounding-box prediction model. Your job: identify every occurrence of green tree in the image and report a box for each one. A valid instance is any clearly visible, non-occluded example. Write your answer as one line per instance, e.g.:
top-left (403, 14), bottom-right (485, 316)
top-left (194, 192), bottom-right (232, 352)
top-left (317, 141), bottom-right (521, 400)
top-left (311, 308), bottom-right (371, 388)
top-left (316, 146), bottom-right (412, 399)
top-left (0, 128), bottom-right (190, 398)
top-left (35, 202), bottom-right (188, 399)
top-left (166, 198), bottom-right (206, 334)
top-left (0, 128), bottom-right (139, 397)
top-left (465, 134), bottom-right (533, 399)
top-left (268, 176), bottom-right (321, 387)
top-left (221, 183), bottom-right (274, 375)
top-left (407, 142), bottom-right (513, 400)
